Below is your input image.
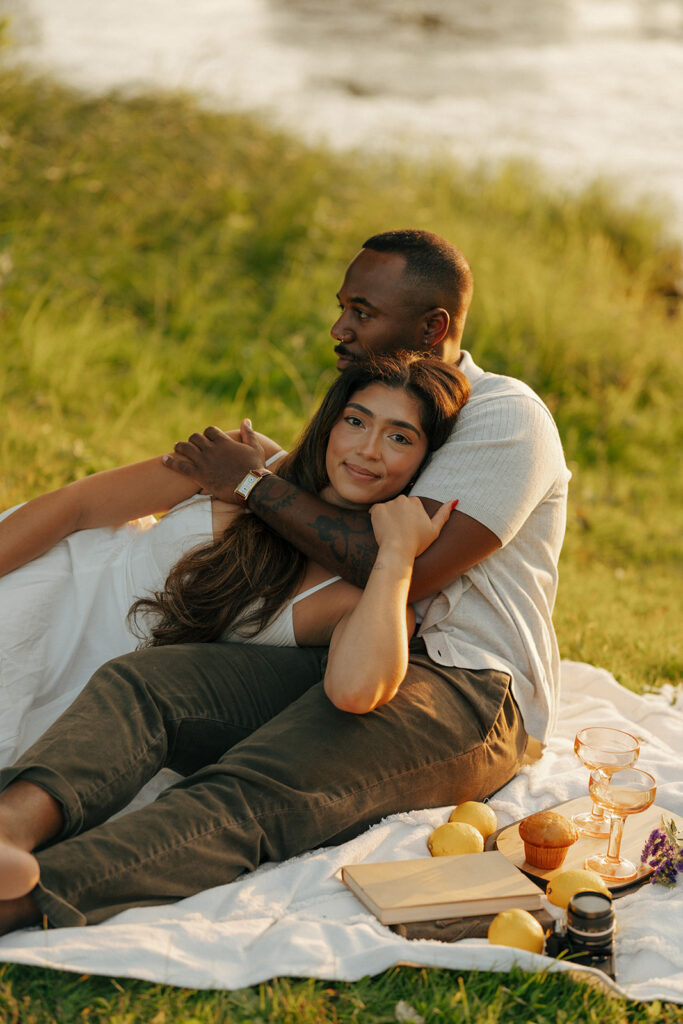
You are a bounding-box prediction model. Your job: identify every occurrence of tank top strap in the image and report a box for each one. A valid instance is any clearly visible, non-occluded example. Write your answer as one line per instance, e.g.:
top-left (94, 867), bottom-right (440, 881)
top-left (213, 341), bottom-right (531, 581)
top-left (291, 576), bottom-right (342, 605)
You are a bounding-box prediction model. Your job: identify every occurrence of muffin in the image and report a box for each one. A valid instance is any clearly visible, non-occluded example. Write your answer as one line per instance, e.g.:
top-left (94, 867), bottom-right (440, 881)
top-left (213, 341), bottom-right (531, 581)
top-left (518, 810), bottom-right (578, 869)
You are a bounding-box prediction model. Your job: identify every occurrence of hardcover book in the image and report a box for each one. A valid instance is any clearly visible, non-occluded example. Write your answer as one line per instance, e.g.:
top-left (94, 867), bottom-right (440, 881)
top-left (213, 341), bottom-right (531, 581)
top-left (341, 851), bottom-right (544, 925)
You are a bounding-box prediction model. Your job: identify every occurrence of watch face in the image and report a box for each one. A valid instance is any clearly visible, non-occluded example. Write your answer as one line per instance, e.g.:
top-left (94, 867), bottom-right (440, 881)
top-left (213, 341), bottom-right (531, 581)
top-left (235, 471), bottom-right (260, 498)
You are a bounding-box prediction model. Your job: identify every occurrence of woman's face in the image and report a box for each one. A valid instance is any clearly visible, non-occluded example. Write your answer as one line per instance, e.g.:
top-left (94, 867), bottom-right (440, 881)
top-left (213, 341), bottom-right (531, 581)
top-left (322, 382), bottom-right (429, 510)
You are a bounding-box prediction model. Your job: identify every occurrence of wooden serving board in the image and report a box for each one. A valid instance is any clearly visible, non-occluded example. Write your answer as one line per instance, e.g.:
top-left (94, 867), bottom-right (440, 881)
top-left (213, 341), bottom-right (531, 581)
top-left (485, 796), bottom-right (680, 895)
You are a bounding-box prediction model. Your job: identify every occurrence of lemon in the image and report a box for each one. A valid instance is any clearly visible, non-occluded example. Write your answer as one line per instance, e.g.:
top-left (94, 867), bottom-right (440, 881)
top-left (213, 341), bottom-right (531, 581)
top-left (545, 868), bottom-right (610, 909)
top-left (427, 821), bottom-right (484, 856)
top-left (488, 908), bottom-right (545, 954)
top-left (448, 801), bottom-right (498, 842)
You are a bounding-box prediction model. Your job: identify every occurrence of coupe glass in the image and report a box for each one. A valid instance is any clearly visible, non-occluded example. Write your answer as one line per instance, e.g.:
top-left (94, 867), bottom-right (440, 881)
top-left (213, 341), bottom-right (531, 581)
top-left (585, 767), bottom-right (657, 883)
top-left (573, 727), bottom-right (640, 837)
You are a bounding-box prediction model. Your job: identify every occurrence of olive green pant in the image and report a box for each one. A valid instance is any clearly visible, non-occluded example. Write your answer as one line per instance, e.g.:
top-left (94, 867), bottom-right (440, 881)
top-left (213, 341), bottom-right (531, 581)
top-left (0, 639), bottom-right (527, 926)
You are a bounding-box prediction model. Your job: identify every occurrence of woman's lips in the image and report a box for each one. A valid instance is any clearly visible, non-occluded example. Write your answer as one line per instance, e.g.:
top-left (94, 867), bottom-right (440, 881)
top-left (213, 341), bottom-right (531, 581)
top-left (343, 462), bottom-right (379, 482)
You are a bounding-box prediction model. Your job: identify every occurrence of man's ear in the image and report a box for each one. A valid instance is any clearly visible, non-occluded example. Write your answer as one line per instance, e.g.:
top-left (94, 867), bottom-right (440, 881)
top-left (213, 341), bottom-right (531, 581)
top-left (422, 308), bottom-right (450, 348)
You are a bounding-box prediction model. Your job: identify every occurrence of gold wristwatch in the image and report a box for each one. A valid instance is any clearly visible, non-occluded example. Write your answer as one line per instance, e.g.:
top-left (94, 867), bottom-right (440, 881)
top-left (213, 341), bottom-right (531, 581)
top-left (233, 467), bottom-right (271, 503)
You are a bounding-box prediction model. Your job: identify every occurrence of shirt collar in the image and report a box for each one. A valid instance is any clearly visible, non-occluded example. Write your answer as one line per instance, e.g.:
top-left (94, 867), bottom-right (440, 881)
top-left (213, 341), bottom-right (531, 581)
top-left (456, 349), bottom-right (484, 385)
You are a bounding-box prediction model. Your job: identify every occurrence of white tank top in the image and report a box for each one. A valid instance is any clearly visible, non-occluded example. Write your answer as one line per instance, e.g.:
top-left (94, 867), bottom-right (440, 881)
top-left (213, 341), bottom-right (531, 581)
top-left (223, 451), bottom-right (339, 646)
top-left (222, 575), bottom-right (342, 647)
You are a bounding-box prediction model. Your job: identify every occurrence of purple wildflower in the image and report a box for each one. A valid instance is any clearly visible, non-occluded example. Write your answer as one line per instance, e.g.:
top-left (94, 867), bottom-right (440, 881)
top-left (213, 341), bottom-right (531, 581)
top-left (641, 818), bottom-right (683, 888)
top-left (652, 857), bottom-right (678, 886)
top-left (641, 828), bottom-right (668, 863)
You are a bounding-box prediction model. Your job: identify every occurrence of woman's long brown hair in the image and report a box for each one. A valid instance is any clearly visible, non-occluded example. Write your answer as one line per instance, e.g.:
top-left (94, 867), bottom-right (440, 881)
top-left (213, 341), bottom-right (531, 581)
top-left (129, 353), bottom-right (469, 646)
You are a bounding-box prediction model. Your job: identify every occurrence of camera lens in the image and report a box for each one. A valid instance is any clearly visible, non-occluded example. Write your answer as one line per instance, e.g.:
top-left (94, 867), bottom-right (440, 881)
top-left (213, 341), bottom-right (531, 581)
top-left (566, 890), bottom-right (615, 954)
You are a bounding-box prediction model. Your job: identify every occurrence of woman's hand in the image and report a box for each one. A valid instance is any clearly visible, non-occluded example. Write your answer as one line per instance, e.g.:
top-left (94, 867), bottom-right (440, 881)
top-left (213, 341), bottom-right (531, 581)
top-left (369, 495), bottom-right (456, 561)
top-left (324, 496), bottom-right (456, 715)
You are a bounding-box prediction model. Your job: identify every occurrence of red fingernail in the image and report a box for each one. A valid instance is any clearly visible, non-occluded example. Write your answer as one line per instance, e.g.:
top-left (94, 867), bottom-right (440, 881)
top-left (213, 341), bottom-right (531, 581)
top-left (451, 499), bottom-right (459, 509)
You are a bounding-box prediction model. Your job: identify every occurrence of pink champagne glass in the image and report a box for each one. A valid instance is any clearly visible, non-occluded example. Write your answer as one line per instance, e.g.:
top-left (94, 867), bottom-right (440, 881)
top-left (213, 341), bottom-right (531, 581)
top-left (585, 767), bottom-right (656, 883)
top-left (573, 727), bottom-right (640, 837)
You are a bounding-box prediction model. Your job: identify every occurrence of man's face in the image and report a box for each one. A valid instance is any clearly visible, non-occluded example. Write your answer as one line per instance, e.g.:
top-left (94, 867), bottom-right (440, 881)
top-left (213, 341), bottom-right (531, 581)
top-left (331, 249), bottom-right (428, 370)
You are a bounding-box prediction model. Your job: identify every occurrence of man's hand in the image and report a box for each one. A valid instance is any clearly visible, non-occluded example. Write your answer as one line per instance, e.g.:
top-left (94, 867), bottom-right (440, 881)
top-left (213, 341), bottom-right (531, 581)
top-left (162, 420), bottom-right (266, 504)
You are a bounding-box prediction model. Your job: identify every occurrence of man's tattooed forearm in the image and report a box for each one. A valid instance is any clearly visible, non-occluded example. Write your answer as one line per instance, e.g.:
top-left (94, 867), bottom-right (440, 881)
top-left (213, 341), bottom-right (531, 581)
top-left (248, 475), bottom-right (377, 585)
top-left (349, 543), bottom-right (380, 587)
top-left (308, 515), bottom-right (377, 586)
top-left (250, 474), bottom-right (299, 512)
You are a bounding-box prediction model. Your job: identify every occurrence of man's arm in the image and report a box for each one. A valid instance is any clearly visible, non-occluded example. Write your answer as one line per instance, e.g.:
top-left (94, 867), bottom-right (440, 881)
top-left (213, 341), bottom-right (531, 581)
top-left (163, 422), bottom-right (501, 597)
top-left (163, 426), bottom-right (381, 585)
top-left (249, 477), bottom-right (499, 599)
top-left (248, 473), bottom-right (379, 587)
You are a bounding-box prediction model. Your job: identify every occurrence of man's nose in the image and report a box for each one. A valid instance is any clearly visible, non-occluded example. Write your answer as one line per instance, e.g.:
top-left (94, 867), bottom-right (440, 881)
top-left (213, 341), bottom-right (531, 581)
top-left (330, 310), bottom-right (351, 341)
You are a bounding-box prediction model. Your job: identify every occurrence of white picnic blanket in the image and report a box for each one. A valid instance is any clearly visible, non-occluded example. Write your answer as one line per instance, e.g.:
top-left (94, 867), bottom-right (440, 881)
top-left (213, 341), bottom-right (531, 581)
top-left (1, 660), bottom-right (681, 1003)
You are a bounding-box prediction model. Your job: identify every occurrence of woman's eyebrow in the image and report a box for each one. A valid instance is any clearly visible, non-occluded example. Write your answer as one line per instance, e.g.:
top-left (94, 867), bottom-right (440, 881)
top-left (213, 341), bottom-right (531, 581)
top-left (345, 402), bottom-right (422, 436)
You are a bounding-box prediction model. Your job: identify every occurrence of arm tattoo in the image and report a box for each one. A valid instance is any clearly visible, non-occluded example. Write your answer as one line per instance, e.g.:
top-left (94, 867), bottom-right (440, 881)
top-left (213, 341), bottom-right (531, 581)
top-left (249, 474), bottom-right (299, 511)
top-left (249, 475), bottom-right (378, 587)
top-left (308, 514), bottom-right (378, 584)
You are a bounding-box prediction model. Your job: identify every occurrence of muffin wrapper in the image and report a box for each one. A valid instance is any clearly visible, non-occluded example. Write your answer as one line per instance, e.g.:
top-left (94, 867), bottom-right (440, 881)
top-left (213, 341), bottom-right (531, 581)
top-left (522, 842), bottom-right (571, 869)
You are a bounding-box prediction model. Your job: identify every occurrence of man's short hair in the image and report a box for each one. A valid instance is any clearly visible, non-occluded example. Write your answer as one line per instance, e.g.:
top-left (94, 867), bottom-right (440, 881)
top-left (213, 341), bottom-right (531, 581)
top-left (362, 229), bottom-right (473, 339)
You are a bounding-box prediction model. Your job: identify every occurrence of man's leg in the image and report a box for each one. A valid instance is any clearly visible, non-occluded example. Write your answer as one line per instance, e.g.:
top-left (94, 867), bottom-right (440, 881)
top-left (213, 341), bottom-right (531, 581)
top-left (0, 642), bottom-right (327, 925)
top-left (25, 644), bottom-right (527, 926)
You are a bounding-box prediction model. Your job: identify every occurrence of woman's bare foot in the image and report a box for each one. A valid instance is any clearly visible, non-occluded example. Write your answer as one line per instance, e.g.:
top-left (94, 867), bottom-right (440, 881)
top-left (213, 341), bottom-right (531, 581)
top-left (0, 779), bottom-right (62, 932)
top-left (0, 892), bottom-right (41, 935)
top-left (0, 780), bottom-right (62, 903)
top-left (0, 833), bottom-right (41, 933)
top-left (0, 837), bottom-right (40, 899)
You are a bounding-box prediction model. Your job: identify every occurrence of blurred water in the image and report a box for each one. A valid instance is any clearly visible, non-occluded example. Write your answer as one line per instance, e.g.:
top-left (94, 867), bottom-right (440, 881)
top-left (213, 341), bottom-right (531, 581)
top-left (7, 0), bottom-right (683, 232)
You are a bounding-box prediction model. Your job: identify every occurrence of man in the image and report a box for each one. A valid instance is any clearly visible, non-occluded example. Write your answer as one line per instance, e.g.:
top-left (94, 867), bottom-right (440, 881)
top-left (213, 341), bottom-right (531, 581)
top-left (168, 229), bottom-right (566, 745)
top-left (0, 230), bottom-right (569, 931)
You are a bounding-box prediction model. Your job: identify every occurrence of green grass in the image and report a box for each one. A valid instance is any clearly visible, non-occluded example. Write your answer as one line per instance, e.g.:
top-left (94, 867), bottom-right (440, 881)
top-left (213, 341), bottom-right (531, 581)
top-left (1, 30), bottom-right (682, 1022)
top-left (1, 963), bottom-right (682, 1023)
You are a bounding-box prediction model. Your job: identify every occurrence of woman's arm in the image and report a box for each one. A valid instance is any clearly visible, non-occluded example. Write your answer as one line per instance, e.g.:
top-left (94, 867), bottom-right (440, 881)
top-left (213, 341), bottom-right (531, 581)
top-left (0, 457), bottom-right (202, 578)
top-left (323, 496), bottom-right (453, 714)
top-left (0, 425), bottom-right (284, 579)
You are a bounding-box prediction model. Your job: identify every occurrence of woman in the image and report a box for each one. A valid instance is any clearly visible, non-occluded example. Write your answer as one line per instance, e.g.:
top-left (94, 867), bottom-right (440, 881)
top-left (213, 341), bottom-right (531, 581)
top-left (0, 354), bottom-right (469, 763)
top-left (0, 353), bottom-right (468, 914)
